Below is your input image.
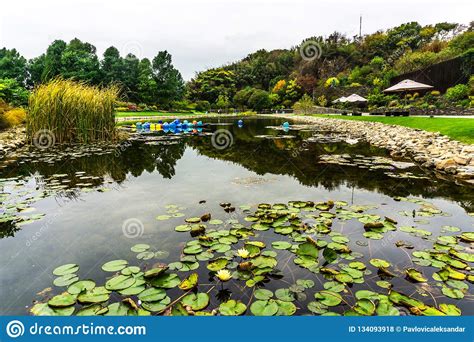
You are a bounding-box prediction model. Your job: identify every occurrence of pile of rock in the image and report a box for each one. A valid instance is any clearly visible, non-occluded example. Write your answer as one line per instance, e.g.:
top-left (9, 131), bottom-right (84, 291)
top-left (273, 115), bottom-right (474, 186)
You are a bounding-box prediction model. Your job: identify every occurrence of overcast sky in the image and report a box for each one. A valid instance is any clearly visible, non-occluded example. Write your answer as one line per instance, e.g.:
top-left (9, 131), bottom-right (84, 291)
top-left (1, 0), bottom-right (472, 80)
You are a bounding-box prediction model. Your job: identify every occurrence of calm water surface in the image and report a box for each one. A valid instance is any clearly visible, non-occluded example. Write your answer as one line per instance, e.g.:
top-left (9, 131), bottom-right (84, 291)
top-left (0, 117), bottom-right (472, 315)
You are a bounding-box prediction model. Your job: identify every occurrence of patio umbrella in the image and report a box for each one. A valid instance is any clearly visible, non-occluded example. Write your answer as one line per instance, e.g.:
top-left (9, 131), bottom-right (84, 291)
top-left (383, 79), bottom-right (433, 93)
top-left (344, 94), bottom-right (367, 103)
top-left (332, 96), bottom-right (347, 104)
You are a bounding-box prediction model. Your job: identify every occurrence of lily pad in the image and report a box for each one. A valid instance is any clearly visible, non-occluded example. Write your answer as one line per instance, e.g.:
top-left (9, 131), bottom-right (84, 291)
top-left (254, 289), bottom-right (273, 300)
top-left (207, 258), bottom-right (228, 271)
top-left (101, 260), bottom-right (128, 272)
top-left (48, 292), bottom-right (77, 307)
top-left (77, 287), bottom-right (110, 304)
top-left (179, 273), bottom-right (198, 290)
top-left (53, 274), bottom-right (79, 287)
top-left (181, 293), bottom-right (210, 311)
top-left (250, 300), bottom-right (279, 316)
top-left (406, 268), bottom-right (427, 282)
top-left (150, 273), bottom-right (181, 289)
top-left (137, 288), bottom-right (167, 302)
top-left (314, 291), bottom-right (343, 306)
top-left (272, 241), bottom-right (292, 250)
top-left (219, 299), bottom-right (247, 316)
top-left (53, 264), bottom-right (79, 276)
top-left (105, 275), bottom-right (136, 291)
top-left (67, 280), bottom-right (95, 295)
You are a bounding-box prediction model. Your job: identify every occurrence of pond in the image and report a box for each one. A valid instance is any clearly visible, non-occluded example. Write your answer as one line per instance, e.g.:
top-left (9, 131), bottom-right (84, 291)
top-left (0, 116), bottom-right (473, 316)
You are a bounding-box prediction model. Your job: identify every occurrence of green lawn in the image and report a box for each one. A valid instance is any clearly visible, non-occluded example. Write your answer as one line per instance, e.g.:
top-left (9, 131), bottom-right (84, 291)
top-left (115, 111), bottom-right (206, 118)
top-left (312, 114), bottom-right (474, 144)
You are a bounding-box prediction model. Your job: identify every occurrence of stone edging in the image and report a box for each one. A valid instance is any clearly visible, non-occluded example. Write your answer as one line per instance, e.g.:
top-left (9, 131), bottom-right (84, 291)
top-left (266, 114), bottom-right (474, 186)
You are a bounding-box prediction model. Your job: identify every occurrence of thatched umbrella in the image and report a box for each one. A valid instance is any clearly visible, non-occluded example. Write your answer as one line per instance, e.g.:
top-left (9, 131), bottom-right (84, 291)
top-left (384, 79), bottom-right (433, 93)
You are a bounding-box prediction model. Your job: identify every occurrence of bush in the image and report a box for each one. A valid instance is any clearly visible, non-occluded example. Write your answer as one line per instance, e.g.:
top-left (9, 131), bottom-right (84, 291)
top-left (248, 89), bottom-right (271, 111)
top-left (445, 84), bottom-right (470, 102)
top-left (28, 79), bottom-right (119, 143)
top-left (195, 100), bottom-right (211, 112)
top-left (4, 108), bottom-right (26, 126)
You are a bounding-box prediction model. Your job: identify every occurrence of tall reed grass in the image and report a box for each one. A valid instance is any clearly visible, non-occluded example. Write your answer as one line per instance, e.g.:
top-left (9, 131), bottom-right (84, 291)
top-left (28, 79), bottom-right (119, 143)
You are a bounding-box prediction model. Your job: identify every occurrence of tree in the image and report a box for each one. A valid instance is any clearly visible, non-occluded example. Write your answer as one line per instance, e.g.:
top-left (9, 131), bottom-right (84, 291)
top-left (0, 78), bottom-right (29, 106)
top-left (151, 51), bottom-right (184, 108)
top-left (101, 46), bottom-right (123, 84)
top-left (60, 38), bottom-right (100, 83)
top-left (0, 48), bottom-right (27, 84)
top-left (27, 55), bottom-right (45, 87)
top-left (122, 53), bottom-right (140, 102)
top-left (293, 94), bottom-right (314, 114)
top-left (137, 58), bottom-right (156, 104)
top-left (233, 87), bottom-right (255, 110)
top-left (248, 89), bottom-right (271, 111)
top-left (42, 40), bottom-right (67, 81)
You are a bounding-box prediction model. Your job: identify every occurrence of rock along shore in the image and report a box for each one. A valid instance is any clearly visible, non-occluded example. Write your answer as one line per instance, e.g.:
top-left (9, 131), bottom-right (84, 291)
top-left (269, 114), bottom-right (474, 186)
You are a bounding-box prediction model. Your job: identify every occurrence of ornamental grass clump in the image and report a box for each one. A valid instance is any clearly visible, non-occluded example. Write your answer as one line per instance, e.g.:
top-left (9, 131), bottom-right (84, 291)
top-left (28, 79), bottom-right (119, 144)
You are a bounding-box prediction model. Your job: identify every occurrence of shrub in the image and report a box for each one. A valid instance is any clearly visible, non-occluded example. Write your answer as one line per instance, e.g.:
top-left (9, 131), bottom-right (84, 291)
top-left (195, 100), bottom-right (210, 112)
top-left (4, 108), bottom-right (26, 126)
top-left (248, 89), bottom-right (271, 111)
top-left (293, 94), bottom-right (314, 114)
top-left (28, 79), bottom-right (119, 144)
top-left (445, 84), bottom-right (470, 102)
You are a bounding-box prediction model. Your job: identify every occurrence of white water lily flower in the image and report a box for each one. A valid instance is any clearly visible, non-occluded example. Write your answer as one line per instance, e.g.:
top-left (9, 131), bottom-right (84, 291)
top-left (216, 269), bottom-right (232, 282)
top-left (237, 248), bottom-right (250, 259)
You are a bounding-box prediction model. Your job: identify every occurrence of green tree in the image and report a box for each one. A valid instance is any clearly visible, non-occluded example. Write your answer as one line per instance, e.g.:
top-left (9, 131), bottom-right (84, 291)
top-left (101, 46), bottom-right (123, 84)
top-left (60, 38), bottom-right (100, 83)
top-left (137, 58), bottom-right (156, 104)
top-left (122, 53), bottom-right (140, 102)
top-left (233, 87), bottom-right (255, 110)
top-left (42, 40), bottom-right (67, 81)
top-left (151, 51), bottom-right (184, 108)
top-left (0, 48), bottom-right (27, 84)
top-left (293, 93), bottom-right (315, 114)
top-left (0, 78), bottom-right (29, 106)
top-left (27, 54), bottom-right (45, 87)
top-left (248, 89), bottom-right (271, 111)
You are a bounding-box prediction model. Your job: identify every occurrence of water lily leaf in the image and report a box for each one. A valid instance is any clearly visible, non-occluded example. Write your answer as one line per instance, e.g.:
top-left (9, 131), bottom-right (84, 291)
top-left (296, 279), bottom-right (315, 289)
top-left (406, 268), bottom-right (427, 282)
top-left (250, 300), bottom-right (279, 316)
top-left (254, 289), bottom-right (273, 300)
top-left (30, 303), bottom-right (75, 316)
top-left (119, 286), bottom-right (146, 296)
top-left (323, 247), bottom-right (338, 263)
top-left (136, 251), bottom-right (155, 260)
top-left (183, 244), bottom-right (202, 255)
top-left (141, 296), bottom-right (171, 313)
top-left (314, 291), bottom-right (343, 306)
top-left (441, 287), bottom-right (464, 299)
top-left (388, 291), bottom-right (426, 310)
top-left (53, 264), bottom-right (79, 276)
top-left (156, 215), bottom-right (171, 221)
top-left (348, 261), bottom-right (366, 270)
top-left (297, 242), bottom-right (319, 258)
top-left (376, 281), bottom-right (392, 289)
top-left (181, 293), bottom-right (210, 311)
top-left (275, 288), bottom-right (295, 302)
top-left (219, 299), bottom-right (247, 316)
top-left (207, 258), bottom-right (228, 271)
top-left (308, 301), bottom-right (329, 314)
top-left (105, 275), bottom-right (136, 291)
top-left (460, 232), bottom-right (474, 242)
top-left (48, 292), bottom-right (76, 307)
top-left (272, 241), bottom-right (292, 250)
top-left (185, 217), bottom-right (200, 223)
top-left (150, 273), bottom-right (180, 289)
top-left (179, 273), bottom-right (198, 290)
top-left (275, 300), bottom-right (297, 316)
top-left (131, 244), bottom-right (150, 252)
top-left (67, 280), bottom-right (95, 294)
top-left (376, 300), bottom-right (400, 316)
top-left (174, 224), bottom-right (191, 232)
top-left (138, 288), bottom-right (167, 302)
top-left (323, 281), bottom-right (345, 293)
top-left (354, 299), bottom-right (375, 316)
top-left (355, 290), bottom-right (380, 301)
top-left (294, 255), bottom-right (318, 269)
top-left (369, 258), bottom-right (391, 269)
top-left (439, 303), bottom-right (461, 316)
top-left (53, 274), bottom-right (79, 287)
top-left (335, 273), bottom-right (353, 284)
top-left (363, 232), bottom-right (383, 240)
top-left (102, 260), bottom-right (128, 272)
top-left (144, 266), bottom-right (169, 278)
top-left (121, 266), bottom-right (141, 276)
top-left (209, 219), bottom-right (223, 225)
top-left (246, 276), bottom-right (265, 287)
top-left (76, 304), bottom-right (105, 316)
top-left (77, 287), bottom-right (110, 304)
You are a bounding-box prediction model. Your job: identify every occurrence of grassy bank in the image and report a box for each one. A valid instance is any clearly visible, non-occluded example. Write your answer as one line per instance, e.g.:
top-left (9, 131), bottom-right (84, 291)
top-left (312, 115), bottom-right (474, 144)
